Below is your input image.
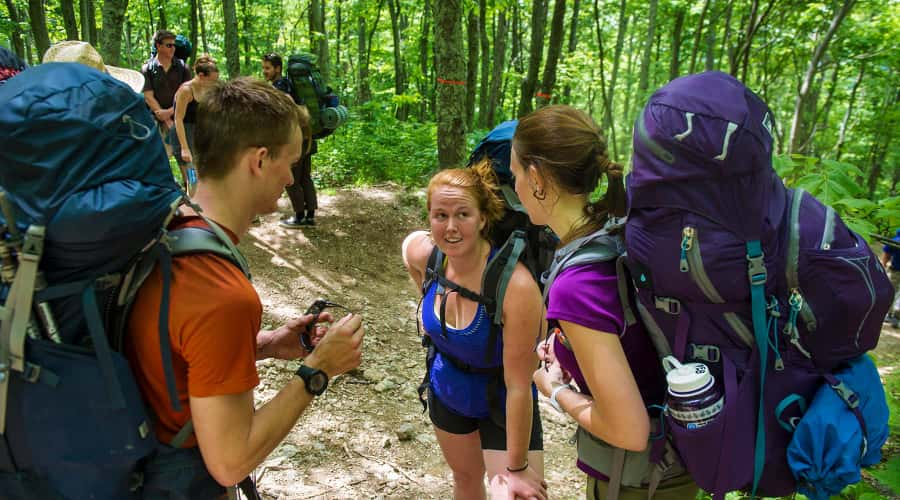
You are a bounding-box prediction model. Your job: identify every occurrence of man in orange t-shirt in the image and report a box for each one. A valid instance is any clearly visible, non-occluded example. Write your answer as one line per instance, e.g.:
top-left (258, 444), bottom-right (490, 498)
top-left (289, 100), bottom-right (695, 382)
top-left (126, 77), bottom-right (365, 499)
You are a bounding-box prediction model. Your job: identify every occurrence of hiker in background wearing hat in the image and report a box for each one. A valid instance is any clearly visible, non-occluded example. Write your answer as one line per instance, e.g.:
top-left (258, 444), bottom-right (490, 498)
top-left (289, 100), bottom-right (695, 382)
top-left (0, 46), bottom-right (27, 86)
top-left (41, 41), bottom-right (145, 93)
top-left (142, 30), bottom-right (192, 158)
top-left (173, 54), bottom-right (219, 196)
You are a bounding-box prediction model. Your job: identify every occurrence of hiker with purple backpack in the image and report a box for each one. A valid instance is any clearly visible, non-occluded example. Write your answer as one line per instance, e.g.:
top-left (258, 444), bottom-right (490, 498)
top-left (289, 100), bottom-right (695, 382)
top-left (511, 105), bottom-right (698, 500)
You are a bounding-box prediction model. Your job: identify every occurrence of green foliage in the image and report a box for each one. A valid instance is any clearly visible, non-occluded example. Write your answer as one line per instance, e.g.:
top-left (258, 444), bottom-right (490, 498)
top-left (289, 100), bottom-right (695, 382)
top-left (315, 101), bottom-right (437, 187)
top-left (775, 154), bottom-right (900, 240)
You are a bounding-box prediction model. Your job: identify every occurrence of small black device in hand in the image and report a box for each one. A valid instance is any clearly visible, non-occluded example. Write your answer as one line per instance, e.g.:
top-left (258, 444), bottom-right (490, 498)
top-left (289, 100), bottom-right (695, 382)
top-left (301, 298), bottom-right (349, 352)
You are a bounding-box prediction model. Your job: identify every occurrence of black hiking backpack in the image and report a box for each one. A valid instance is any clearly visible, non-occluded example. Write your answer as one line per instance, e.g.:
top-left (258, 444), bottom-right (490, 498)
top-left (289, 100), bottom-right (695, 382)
top-left (286, 53), bottom-right (348, 139)
top-left (415, 121), bottom-right (558, 424)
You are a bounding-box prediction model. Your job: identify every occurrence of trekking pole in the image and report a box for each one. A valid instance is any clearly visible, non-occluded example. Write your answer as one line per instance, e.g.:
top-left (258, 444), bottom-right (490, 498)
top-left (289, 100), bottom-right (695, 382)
top-left (871, 233), bottom-right (900, 251)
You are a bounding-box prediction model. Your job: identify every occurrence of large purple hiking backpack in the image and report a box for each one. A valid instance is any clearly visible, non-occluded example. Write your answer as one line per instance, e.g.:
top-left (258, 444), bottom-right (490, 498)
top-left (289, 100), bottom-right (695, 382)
top-left (623, 71), bottom-right (893, 497)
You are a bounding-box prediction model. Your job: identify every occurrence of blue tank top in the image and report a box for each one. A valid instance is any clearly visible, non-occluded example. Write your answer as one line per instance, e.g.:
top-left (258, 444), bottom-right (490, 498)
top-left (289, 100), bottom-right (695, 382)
top-left (422, 254), bottom-right (504, 418)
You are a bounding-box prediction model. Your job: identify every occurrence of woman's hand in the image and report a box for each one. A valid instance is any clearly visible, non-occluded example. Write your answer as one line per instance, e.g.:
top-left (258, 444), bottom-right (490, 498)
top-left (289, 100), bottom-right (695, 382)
top-left (181, 148), bottom-right (193, 164)
top-left (504, 465), bottom-right (548, 500)
top-left (533, 331), bottom-right (572, 397)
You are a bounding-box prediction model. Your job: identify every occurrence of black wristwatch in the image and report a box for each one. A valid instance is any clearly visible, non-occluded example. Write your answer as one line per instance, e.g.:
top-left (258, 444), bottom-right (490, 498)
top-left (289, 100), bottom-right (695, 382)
top-left (296, 364), bottom-right (329, 396)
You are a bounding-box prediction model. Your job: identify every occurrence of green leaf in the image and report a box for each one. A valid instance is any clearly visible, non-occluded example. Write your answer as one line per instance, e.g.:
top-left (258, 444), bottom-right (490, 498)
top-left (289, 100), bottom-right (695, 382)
top-left (844, 217), bottom-right (879, 240)
top-left (833, 198), bottom-right (878, 214)
top-left (797, 174), bottom-right (824, 195)
top-left (821, 159), bottom-right (866, 180)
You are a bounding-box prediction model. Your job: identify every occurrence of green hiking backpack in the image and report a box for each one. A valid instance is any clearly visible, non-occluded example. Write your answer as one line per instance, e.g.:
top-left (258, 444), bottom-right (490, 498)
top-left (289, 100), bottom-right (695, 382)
top-left (286, 53), bottom-right (348, 139)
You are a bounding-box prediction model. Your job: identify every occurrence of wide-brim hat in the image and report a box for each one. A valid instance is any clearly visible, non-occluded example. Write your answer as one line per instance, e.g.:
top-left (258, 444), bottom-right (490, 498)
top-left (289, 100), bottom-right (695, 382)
top-left (43, 41), bottom-right (144, 93)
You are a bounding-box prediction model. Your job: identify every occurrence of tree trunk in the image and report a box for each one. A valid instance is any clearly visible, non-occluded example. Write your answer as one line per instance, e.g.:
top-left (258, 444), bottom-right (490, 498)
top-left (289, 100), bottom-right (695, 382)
top-left (730, 0), bottom-right (775, 81)
top-left (189, 0), bottom-right (198, 62)
top-left (27, 0), bottom-right (51, 60)
top-left (720, 1), bottom-right (733, 72)
top-left (511, 1), bottom-right (523, 74)
top-left (418, 0), bottom-right (431, 119)
top-left (518, 0), bottom-right (547, 116)
top-left (310, 0), bottom-right (329, 80)
top-left (434, 0), bottom-right (467, 168)
top-left (99, 0), bottom-right (129, 65)
top-left (477, 0), bottom-right (490, 127)
top-left (335, 0), bottom-right (342, 79)
top-left (157, 0), bottom-right (167, 30)
top-left (593, 0), bottom-right (615, 158)
top-left (562, 0), bottom-right (580, 102)
top-left (60, 0), bottom-right (79, 40)
top-left (85, 0), bottom-right (98, 46)
top-left (240, 0), bottom-right (250, 69)
top-left (669, 7), bottom-right (685, 80)
top-left (835, 62), bottom-right (864, 161)
top-left (3, 0), bottom-right (26, 58)
top-left (536, 0), bottom-right (565, 108)
top-left (198, 0), bottom-right (209, 54)
top-left (486, 8), bottom-right (508, 128)
top-left (602, 0), bottom-right (627, 132)
top-left (465, 9), bottom-right (478, 129)
top-left (619, 26), bottom-right (637, 157)
top-left (223, 0), bottom-right (240, 78)
top-left (866, 88), bottom-right (897, 195)
top-left (388, 0), bottom-right (408, 120)
top-left (636, 0), bottom-right (657, 99)
top-left (788, 0), bottom-right (857, 154)
top-left (688, 0), bottom-right (710, 74)
top-left (704, 0), bottom-right (716, 71)
top-left (810, 61), bottom-right (841, 156)
top-left (357, 12), bottom-right (370, 104)
top-left (124, 19), bottom-right (133, 67)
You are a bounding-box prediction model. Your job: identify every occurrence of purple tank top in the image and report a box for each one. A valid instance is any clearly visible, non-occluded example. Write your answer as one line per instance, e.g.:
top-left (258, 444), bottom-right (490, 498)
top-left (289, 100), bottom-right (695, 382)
top-left (546, 261), bottom-right (665, 479)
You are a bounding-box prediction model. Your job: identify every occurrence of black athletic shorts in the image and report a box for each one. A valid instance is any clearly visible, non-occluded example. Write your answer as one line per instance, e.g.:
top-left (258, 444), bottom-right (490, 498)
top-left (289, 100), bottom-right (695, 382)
top-left (428, 388), bottom-right (544, 451)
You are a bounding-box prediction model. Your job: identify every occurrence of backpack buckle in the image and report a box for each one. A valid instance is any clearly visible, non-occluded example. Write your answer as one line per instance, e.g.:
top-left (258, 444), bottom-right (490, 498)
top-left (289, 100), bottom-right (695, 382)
top-left (688, 344), bottom-right (720, 363)
top-left (829, 381), bottom-right (860, 409)
top-left (654, 296), bottom-right (681, 315)
top-left (22, 362), bottom-right (41, 383)
top-left (746, 254), bottom-right (767, 285)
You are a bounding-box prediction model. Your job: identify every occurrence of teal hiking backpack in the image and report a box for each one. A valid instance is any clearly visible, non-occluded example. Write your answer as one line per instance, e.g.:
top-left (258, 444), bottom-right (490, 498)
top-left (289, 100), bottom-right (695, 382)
top-left (286, 53), bottom-right (348, 139)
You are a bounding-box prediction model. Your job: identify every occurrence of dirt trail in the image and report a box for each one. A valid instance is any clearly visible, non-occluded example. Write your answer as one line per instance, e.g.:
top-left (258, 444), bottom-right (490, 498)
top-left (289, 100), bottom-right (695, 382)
top-left (242, 185), bottom-right (899, 499)
top-left (243, 185), bottom-right (582, 499)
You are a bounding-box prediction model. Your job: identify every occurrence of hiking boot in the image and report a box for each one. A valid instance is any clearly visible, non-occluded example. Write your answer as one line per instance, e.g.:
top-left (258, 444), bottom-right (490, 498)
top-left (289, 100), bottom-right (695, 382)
top-left (891, 316), bottom-right (900, 329)
top-left (279, 216), bottom-right (305, 229)
top-left (301, 217), bottom-right (316, 226)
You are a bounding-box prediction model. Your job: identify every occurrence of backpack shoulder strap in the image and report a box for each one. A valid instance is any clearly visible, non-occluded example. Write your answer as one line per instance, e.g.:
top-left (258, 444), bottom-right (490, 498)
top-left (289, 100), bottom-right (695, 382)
top-left (541, 230), bottom-right (624, 305)
top-left (168, 226), bottom-right (250, 279)
top-left (482, 229), bottom-right (527, 327)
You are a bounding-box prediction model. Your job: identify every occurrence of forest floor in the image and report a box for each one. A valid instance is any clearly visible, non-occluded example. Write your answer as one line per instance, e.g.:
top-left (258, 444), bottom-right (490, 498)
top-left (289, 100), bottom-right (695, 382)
top-left (241, 184), bottom-right (900, 500)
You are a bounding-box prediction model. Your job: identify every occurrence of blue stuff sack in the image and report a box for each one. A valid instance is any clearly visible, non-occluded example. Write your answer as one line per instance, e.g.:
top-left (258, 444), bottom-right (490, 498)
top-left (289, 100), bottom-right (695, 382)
top-left (786, 355), bottom-right (889, 500)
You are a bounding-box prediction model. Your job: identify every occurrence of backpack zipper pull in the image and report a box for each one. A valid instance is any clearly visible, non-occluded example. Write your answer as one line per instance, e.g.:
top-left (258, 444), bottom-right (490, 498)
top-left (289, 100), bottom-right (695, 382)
top-left (679, 227), bottom-right (694, 273)
top-left (784, 289), bottom-right (812, 359)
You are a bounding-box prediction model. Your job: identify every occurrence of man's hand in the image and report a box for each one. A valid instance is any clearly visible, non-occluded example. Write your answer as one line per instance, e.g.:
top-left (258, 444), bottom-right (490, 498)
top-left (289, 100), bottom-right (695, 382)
top-left (302, 314), bottom-right (364, 377)
top-left (505, 465), bottom-right (548, 500)
top-left (181, 149), bottom-right (193, 164)
top-left (256, 311), bottom-right (334, 360)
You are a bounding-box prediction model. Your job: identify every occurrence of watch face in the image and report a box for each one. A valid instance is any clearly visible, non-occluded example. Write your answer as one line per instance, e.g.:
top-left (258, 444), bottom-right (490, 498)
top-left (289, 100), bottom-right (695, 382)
top-left (308, 372), bottom-right (327, 393)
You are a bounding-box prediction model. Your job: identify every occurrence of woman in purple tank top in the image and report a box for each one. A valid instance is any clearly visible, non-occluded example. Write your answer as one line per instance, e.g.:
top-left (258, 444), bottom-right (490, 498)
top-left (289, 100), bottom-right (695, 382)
top-left (510, 105), bottom-right (698, 499)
